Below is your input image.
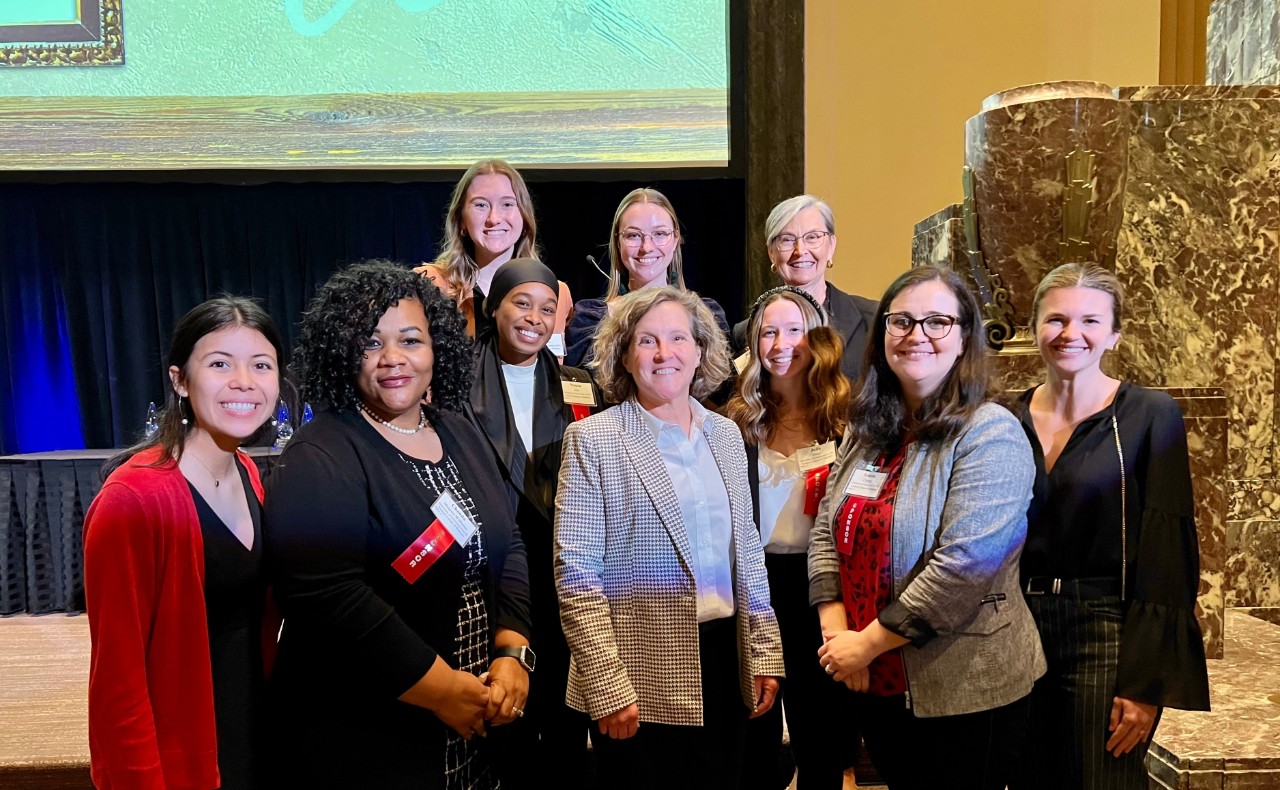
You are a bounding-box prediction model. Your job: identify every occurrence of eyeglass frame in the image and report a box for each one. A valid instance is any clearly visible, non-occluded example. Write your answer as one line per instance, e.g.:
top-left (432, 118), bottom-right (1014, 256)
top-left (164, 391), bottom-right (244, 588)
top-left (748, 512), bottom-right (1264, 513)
top-left (770, 230), bottom-right (832, 253)
top-left (618, 229), bottom-right (677, 248)
top-left (883, 312), bottom-right (960, 339)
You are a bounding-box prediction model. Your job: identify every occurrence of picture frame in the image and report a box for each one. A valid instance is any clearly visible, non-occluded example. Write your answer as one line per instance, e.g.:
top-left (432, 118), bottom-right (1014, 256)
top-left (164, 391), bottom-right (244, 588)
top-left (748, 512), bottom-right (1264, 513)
top-left (0, 0), bottom-right (124, 67)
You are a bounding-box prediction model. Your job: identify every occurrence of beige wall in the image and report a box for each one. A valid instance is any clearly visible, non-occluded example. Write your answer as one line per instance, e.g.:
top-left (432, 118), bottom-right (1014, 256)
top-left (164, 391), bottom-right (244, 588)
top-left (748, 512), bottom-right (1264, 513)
top-left (805, 0), bottom-right (1160, 300)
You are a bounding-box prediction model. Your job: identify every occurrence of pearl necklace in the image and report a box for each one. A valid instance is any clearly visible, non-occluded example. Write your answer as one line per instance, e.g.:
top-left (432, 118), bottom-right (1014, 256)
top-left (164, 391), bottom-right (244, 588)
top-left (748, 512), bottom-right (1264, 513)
top-left (360, 402), bottom-right (428, 435)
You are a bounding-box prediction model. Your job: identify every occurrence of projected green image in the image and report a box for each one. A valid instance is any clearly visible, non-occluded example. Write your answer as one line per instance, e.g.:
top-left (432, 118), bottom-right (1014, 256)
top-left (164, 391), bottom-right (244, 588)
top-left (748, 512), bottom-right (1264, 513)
top-left (0, 0), bottom-right (729, 169)
top-left (0, 0), bottom-right (82, 25)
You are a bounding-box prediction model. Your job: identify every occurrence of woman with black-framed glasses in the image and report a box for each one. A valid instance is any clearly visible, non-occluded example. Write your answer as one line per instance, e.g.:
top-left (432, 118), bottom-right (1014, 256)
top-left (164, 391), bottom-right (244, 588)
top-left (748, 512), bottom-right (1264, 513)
top-left (1009, 263), bottom-right (1209, 790)
top-left (732, 195), bottom-right (878, 383)
top-left (564, 187), bottom-right (730, 369)
top-left (808, 266), bottom-right (1045, 790)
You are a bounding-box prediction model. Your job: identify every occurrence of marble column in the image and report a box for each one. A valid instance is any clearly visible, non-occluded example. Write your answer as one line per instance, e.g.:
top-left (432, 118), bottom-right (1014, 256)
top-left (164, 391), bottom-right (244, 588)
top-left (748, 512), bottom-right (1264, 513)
top-left (1207, 0), bottom-right (1280, 85)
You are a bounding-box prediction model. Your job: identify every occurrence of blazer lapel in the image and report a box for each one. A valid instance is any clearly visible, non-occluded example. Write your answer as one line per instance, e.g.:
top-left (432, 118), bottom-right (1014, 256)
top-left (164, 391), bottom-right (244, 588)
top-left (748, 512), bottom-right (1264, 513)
top-left (619, 400), bottom-right (695, 575)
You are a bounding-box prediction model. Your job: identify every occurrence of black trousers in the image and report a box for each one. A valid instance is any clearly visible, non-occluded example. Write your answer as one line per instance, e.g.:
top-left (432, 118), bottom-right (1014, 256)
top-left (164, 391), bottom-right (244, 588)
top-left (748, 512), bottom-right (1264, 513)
top-left (741, 552), bottom-right (857, 790)
top-left (1010, 594), bottom-right (1157, 790)
top-left (592, 617), bottom-right (748, 790)
top-left (856, 691), bottom-right (1030, 790)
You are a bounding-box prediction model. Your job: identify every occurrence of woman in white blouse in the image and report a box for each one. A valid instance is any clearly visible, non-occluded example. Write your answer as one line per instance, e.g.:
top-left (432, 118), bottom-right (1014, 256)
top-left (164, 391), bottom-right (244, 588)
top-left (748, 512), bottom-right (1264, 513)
top-left (724, 286), bottom-right (855, 790)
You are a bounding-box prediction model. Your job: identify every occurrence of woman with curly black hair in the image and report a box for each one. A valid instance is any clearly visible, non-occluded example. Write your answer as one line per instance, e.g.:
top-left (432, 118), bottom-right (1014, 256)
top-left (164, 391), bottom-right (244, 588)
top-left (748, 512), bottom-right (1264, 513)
top-left (263, 260), bottom-right (533, 790)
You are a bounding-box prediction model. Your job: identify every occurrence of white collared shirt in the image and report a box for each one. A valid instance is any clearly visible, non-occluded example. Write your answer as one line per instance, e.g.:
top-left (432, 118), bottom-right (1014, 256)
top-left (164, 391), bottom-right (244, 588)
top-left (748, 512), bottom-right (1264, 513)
top-left (637, 398), bottom-right (736, 622)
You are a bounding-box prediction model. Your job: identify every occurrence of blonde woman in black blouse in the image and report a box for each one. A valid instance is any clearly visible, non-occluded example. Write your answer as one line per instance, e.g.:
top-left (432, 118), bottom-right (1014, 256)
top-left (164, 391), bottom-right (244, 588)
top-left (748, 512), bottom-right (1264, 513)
top-left (1012, 263), bottom-right (1210, 790)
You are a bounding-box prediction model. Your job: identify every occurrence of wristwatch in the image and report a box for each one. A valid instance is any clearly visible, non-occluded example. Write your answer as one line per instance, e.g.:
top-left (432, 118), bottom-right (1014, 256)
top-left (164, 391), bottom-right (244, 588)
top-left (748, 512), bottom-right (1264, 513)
top-left (493, 645), bottom-right (536, 673)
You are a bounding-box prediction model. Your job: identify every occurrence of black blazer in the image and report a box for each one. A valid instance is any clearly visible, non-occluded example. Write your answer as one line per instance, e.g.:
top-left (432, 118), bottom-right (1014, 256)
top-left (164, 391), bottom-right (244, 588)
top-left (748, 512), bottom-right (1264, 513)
top-left (733, 283), bottom-right (877, 383)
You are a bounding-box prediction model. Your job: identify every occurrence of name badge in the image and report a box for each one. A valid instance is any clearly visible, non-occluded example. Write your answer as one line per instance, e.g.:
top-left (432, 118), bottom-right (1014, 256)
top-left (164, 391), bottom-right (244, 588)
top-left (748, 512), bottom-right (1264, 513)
top-left (561, 380), bottom-right (597, 407)
top-left (795, 441), bottom-right (836, 471)
top-left (546, 333), bottom-right (566, 358)
top-left (733, 351), bottom-right (750, 374)
top-left (432, 490), bottom-right (478, 546)
top-left (844, 466), bottom-right (888, 500)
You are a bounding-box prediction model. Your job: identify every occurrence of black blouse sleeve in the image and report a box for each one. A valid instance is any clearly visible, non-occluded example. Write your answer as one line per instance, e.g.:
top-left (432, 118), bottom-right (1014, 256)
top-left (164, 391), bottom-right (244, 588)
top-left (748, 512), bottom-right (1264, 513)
top-left (565, 299), bottom-right (607, 368)
top-left (264, 436), bottom-right (436, 699)
top-left (1115, 394), bottom-right (1211, 710)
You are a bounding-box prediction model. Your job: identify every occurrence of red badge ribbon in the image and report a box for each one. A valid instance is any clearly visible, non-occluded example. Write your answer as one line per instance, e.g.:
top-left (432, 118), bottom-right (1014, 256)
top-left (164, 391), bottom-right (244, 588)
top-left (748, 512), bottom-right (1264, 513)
top-left (391, 519), bottom-right (455, 584)
top-left (804, 465), bottom-right (831, 516)
top-left (570, 404), bottom-right (591, 422)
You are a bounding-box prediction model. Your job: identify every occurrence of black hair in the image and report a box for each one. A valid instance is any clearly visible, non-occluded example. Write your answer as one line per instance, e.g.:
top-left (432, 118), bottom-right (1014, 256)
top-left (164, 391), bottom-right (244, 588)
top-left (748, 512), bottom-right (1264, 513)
top-left (295, 259), bottom-right (471, 416)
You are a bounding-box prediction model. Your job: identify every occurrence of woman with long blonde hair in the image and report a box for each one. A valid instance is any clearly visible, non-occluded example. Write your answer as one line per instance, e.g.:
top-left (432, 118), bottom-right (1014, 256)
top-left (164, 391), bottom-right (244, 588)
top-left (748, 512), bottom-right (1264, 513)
top-left (724, 286), bottom-right (854, 790)
top-left (416, 159), bottom-right (572, 340)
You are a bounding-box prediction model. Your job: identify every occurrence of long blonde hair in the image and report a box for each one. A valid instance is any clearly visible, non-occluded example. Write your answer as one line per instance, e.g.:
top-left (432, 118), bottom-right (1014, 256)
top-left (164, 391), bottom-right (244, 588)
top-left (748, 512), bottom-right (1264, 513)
top-left (433, 159), bottom-right (539, 297)
top-left (604, 188), bottom-right (686, 300)
top-left (724, 288), bottom-right (849, 446)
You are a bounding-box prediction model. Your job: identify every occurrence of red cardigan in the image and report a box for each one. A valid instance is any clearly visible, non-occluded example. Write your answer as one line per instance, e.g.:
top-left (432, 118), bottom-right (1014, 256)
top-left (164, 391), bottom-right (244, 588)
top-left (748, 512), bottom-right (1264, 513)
top-left (84, 446), bottom-right (265, 790)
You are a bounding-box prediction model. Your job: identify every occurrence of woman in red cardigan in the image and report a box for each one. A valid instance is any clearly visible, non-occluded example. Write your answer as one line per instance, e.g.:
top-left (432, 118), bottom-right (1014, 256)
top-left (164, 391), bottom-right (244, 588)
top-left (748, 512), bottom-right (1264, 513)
top-left (84, 297), bottom-right (284, 790)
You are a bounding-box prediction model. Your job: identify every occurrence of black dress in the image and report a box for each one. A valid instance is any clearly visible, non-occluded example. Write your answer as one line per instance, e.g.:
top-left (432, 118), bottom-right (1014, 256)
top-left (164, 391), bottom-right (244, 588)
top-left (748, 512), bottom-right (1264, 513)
top-left (263, 408), bottom-right (531, 790)
top-left (190, 460), bottom-right (265, 790)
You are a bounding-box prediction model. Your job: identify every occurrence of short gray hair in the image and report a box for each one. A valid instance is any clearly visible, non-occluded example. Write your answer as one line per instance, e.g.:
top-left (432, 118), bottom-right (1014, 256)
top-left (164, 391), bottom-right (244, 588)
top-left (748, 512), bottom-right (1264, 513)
top-left (764, 194), bottom-right (836, 246)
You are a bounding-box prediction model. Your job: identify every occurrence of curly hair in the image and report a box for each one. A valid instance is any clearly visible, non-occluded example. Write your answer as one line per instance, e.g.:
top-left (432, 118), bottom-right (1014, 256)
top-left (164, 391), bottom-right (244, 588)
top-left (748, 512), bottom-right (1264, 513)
top-left (296, 260), bottom-right (472, 416)
top-left (724, 288), bottom-right (849, 446)
top-left (847, 266), bottom-right (992, 451)
top-left (590, 287), bottom-right (730, 404)
top-left (431, 159), bottom-right (539, 298)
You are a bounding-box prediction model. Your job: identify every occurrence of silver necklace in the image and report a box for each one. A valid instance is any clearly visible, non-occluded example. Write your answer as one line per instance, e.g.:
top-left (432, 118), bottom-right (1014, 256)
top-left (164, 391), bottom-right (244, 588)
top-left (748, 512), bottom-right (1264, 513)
top-left (360, 402), bottom-right (427, 435)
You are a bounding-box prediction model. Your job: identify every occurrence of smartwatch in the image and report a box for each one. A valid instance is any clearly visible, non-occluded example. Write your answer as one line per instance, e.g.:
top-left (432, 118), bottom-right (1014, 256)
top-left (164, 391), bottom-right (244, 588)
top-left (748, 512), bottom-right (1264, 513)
top-left (493, 645), bottom-right (536, 673)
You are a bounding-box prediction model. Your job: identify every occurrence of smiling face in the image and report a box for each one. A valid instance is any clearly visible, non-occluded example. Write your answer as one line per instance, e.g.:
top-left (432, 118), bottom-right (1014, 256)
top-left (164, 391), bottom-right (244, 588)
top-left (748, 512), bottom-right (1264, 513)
top-left (757, 298), bottom-right (811, 383)
top-left (462, 173), bottom-right (525, 268)
top-left (170, 325), bottom-right (280, 444)
top-left (355, 298), bottom-right (434, 426)
top-left (618, 202), bottom-right (678, 291)
top-left (1035, 285), bottom-right (1120, 377)
top-left (768, 205), bottom-right (836, 290)
top-left (884, 279), bottom-right (964, 408)
top-left (494, 281), bottom-right (558, 366)
top-left (624, 300), bottom-right (702, 410)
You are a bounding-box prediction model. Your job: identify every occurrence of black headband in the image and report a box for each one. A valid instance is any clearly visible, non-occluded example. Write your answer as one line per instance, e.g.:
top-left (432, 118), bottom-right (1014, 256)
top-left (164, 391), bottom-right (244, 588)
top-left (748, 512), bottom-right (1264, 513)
top-left (746, 285), bottom-right (825, 328)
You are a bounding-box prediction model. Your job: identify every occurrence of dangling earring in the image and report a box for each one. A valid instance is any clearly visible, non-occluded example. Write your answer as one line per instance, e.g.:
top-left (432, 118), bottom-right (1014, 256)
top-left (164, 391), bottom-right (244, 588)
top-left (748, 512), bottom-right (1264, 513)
top-left (825, 259), bottom-right (834, 269)
top-left (424, 386), bottom-right (433, 405)
top-left (179, 395), bottom-right (189, 426)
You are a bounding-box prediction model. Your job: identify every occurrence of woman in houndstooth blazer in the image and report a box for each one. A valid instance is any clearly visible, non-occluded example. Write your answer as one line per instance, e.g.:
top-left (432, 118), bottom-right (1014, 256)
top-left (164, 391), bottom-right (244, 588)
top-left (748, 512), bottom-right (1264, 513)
top-left (555, 287), bottom-right (786, 790)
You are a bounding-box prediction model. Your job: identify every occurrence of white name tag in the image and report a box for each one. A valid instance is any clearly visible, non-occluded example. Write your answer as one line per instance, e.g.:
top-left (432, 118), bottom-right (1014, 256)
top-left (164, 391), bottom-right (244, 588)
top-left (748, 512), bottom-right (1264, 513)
top-left (733, 351), bottom-right (750, 374)
top-left (431, 490), bottom-right (477, 546)
top-left (546, 333), bottom-right (566, 358)
top-left (844, 467), bottom-right (888, 499)
top-left (561, 380), bottom-right (597, 406)
top-left (796, 441), bottom-right (837, 471)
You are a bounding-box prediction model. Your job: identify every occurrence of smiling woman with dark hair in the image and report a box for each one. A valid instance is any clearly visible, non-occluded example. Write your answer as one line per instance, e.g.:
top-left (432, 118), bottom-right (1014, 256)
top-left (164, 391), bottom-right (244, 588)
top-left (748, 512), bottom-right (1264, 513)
top-left (264, 260), bottom-right (533, 790)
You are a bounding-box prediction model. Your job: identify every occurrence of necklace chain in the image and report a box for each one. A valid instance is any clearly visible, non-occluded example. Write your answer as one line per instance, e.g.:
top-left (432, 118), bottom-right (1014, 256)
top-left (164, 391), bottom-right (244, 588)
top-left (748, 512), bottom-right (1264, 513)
top-left (360, 402), bottom-right (428, 435)
top-left (187, 451), bottom-right (231, 488)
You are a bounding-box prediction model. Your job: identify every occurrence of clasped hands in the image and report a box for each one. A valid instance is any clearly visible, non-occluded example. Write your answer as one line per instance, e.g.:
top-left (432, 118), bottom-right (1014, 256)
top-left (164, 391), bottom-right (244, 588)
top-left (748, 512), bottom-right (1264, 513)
top-left (436, 657), bottom-right (529, 740)
top-left (818, 628), bottom-right (878, 693)
top-left (595, 675), bottom-right (780, 741)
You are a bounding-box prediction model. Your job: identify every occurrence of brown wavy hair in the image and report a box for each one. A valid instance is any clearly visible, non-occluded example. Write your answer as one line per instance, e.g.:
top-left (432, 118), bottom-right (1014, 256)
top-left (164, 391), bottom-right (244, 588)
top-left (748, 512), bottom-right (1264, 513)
top-left (724, 288), bottom-right (849, 446)
top-left (431, 159), bottom-right (539, 298)
top-left (590, 287), bottom-right (730, 404)
top-left (848, 266), bottom-right (992, 451)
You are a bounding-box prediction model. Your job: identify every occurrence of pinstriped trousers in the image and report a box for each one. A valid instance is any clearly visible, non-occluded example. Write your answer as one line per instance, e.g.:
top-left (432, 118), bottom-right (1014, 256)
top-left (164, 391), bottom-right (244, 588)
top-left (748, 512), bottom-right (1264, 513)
top-left (1011, 595), bottom-right (1153, 790)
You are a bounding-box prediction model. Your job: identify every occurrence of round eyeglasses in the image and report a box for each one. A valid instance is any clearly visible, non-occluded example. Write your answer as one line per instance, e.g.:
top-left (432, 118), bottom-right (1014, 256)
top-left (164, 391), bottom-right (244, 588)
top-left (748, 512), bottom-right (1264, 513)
top-left (619, 230), bottom-right (675, 248)
top-left (771, 230), bottom-right (831, 254)
top-left (884, 313), bottom-right (959, 339)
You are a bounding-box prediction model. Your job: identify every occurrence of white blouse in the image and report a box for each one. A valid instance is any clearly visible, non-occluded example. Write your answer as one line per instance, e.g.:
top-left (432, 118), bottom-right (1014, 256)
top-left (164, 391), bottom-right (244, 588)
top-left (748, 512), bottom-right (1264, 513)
top-left (757, 445), bottom-right (814, 554)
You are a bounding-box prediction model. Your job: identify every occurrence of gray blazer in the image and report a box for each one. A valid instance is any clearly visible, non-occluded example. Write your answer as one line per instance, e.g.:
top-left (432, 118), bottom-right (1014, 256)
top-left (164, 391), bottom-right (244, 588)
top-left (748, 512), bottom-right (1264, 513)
top-left (555, 398), bottom-right (786, 726)
top-left (808, 402), bottom-right (1046, 718)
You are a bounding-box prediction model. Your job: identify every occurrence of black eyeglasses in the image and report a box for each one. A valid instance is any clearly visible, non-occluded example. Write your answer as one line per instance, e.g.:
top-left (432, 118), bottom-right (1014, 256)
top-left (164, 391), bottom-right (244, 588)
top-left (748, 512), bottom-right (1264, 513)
top-left (884, 312), bottom-right (959, 339)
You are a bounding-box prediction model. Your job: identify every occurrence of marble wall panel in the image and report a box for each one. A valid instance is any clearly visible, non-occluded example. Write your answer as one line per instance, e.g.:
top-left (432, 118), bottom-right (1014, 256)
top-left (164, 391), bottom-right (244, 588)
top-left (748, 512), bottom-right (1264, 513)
top-left (1174, 389), bottom-right (1229, 658)
top-left (1206, 0), bottom-right (1231, 85)
top-left (1206, 0), bottom-right (1280, 85)
top-left (910, 203), bottom-right (965, 269)
top-left (1225, 518), bottom-right (1280, 606)
top-left (964, 95), bottom-right (1130, 327)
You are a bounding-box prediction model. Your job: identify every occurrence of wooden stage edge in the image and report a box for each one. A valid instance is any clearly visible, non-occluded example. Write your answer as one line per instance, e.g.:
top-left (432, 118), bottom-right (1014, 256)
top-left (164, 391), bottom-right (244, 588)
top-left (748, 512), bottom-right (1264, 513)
top-left (0, 89), bottom-right (730, 171)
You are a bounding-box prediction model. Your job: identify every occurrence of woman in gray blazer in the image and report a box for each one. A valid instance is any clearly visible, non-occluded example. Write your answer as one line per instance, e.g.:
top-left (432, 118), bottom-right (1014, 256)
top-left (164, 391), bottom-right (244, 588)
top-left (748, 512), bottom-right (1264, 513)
top-left (808, 266), bottom-right (1045, 790)
top-left (555, 286), bottom-right (785, 790)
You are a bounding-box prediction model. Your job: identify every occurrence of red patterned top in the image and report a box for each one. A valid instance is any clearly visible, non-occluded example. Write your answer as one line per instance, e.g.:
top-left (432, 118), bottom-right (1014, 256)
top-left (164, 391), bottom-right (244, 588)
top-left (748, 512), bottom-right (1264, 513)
top-left (834, 442), bottom-right (910, 696)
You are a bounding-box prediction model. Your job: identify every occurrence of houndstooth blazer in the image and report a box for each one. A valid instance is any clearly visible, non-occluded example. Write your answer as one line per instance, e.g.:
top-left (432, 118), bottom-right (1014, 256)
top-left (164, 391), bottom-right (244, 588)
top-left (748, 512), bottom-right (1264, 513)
top-left (554, 398), bottom-right (786, 726)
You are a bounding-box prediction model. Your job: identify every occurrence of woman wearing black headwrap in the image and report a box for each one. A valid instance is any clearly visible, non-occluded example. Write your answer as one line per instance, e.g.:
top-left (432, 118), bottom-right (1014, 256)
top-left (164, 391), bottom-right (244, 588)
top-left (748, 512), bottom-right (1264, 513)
top-left (466, 258), bottom-right (600, 787)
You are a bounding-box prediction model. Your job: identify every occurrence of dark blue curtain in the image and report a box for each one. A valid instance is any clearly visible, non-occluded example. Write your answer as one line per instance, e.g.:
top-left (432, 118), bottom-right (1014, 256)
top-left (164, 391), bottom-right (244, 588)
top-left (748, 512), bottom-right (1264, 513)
top-left (0, 177), bottom-right (745, 454)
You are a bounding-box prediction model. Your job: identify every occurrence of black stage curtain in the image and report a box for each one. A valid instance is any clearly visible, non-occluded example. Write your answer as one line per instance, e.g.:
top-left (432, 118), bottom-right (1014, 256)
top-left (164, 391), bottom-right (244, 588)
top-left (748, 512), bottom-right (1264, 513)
top-left (0, 178), bottom-right (745, 454)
